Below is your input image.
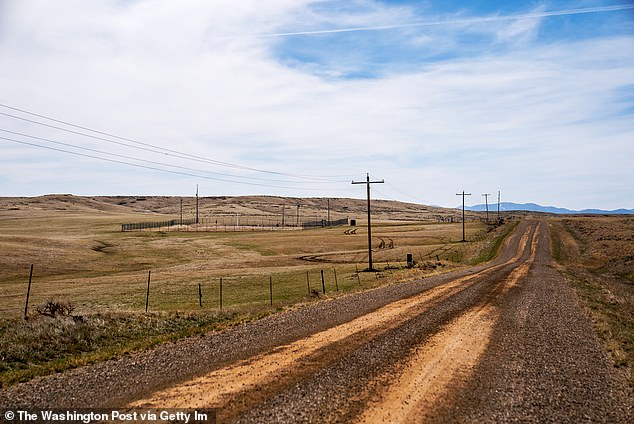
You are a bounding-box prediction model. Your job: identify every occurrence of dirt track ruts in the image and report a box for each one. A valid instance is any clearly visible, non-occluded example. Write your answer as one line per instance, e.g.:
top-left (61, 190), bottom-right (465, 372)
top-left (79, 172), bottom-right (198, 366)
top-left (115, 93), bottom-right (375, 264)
top-left (1, 220), bottom-right (631, 422)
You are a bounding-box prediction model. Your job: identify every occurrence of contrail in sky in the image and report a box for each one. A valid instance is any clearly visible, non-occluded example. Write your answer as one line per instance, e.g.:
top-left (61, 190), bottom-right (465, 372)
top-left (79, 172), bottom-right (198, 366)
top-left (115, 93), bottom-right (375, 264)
top-left (261, 4), bottom-right (634, 37)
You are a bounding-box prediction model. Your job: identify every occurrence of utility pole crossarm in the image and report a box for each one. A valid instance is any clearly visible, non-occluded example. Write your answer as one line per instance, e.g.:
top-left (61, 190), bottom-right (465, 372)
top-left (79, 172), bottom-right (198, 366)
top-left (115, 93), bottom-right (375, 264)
top-left (351, 179), bottom-right (385, 185)
top-left (352, 173), bottom-right (384, 271)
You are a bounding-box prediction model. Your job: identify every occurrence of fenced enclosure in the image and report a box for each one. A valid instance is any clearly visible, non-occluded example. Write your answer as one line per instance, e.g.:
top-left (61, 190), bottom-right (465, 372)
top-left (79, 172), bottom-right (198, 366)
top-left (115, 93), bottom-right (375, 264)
top-left (121, 215), bottom-right (350, 232)
top-left (302, 217), bottom-right (349, 229)
top-left (122, 218), bottom-right (196, 231)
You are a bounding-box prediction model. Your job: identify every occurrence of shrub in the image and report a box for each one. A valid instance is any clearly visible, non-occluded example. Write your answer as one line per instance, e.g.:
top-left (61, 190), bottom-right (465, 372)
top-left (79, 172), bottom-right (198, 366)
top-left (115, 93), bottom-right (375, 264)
top-left (35, 300), bottom-right (75, 318)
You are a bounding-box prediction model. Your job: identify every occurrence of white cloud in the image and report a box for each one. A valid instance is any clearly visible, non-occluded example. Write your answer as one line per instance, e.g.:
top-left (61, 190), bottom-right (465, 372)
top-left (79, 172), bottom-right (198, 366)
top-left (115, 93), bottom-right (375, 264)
top-left (0, 1), bottom-right (632, 209)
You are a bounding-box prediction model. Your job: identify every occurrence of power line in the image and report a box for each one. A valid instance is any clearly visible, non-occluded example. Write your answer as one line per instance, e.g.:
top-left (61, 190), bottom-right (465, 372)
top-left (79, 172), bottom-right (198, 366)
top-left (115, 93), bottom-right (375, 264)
top-left (0, 135), bottom-right (356, 191)
top-left (0, 103), bottom-right (353, 182)
top-left (383, 181), bottom-right (434, 205)
top-left (0, 128), bottom-right (339, 185)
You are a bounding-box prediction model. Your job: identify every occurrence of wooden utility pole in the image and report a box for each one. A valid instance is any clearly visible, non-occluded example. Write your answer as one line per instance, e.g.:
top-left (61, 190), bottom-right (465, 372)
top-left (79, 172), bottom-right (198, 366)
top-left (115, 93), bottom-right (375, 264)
top-left (497, 191), bottom-right (501, 222)
top-left (327, 199), bottom-right (331, 226)
top-left (195, 185), bottom-right (199, 224)
top-left (24, 264), bottom-right (33, 320)
top-left (145, 270), bottom-right (151, 313)
top-left (482, 193), bottom-right (491, 223)
top-left (352, 173), bottom-right (384, 271)
top-left (456, 191), bottom-right (472, 242)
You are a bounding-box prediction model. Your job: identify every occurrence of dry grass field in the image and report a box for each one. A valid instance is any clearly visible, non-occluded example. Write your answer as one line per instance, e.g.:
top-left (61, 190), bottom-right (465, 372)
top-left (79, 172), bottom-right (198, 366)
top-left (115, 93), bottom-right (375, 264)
top-left (550, 216), bottom-right (634, 386)
top-left (0, 194), bottom-right (509, 386)
top-left (0, 195), bottom-right (494, 315)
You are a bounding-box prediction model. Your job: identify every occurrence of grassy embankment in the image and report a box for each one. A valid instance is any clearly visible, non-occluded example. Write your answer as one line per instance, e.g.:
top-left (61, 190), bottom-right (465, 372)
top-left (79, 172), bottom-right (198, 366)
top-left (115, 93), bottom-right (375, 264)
top-left (550, 217), bottom-right (634, 387)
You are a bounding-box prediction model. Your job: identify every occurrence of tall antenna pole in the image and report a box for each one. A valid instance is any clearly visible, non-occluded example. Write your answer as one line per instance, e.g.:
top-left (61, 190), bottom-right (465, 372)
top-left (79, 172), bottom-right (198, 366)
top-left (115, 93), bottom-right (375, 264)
top-left (456, 191), bottom-right (472, 242)
top-left (352, 173), bottom-right (384, 271)
top-left (482, 193), bottom-right (491, 223)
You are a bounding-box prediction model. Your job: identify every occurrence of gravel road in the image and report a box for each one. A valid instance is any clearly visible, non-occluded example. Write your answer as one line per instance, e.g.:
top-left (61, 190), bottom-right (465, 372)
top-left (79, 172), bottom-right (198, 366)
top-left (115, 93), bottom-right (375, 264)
top-left (1, 220), bottom-right (631, 423)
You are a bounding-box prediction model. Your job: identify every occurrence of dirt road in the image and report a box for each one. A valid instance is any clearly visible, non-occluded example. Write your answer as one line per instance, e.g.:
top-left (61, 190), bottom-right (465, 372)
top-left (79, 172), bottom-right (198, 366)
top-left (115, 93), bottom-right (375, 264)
top-left (1, 220), bottom-right (631, 422)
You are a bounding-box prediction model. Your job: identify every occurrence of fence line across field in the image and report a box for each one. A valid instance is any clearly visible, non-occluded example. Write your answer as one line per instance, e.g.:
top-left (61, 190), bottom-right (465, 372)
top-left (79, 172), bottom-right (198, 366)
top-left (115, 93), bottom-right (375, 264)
top-left (8, 263), bottom-right (406, 318)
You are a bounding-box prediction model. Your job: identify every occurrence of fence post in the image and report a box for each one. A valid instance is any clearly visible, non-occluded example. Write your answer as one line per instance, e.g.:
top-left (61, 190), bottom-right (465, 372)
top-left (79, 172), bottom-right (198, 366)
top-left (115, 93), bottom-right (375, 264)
top-left (145, 271), bottom-right (151, 313)
top-left (198, 283), bottom-right (203, 308)
top-left (220, 277), bottom-right (223, 311)
top-left (306, 271), bottom-right (310, 295)
top-left (356, 265), bottom-right (361, 285)
top-left (24, 264), bottom-right (33, 320)
top-left (321, 270), bottom-right (326, 295)
top-left (333, 268), bottom-right (339, 291)
top-left (269, 276), bottom-right (273, 306)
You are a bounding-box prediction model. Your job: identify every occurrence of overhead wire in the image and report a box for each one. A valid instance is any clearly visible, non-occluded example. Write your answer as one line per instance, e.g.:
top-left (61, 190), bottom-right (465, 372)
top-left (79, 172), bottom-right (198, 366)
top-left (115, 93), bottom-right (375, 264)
top-left (1, 103), bottom-right (437, 201)
top-left (0, 128), bottom-right (338, 185)
top-left (384, 181), bottom-right (434, 205)
top-left (0, 103), bottom-right (354, 182)
top-left (1, 135), bottom-right (357, 191)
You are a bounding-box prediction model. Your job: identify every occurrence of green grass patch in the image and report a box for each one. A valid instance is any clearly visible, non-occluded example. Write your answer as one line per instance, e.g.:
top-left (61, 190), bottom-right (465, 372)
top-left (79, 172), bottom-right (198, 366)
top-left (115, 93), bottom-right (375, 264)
top-left (550, 219), bottom-right (634, 387)
top-left (564, 271), bottom-right (634, 386)
top-left (471, 221), bottom-right (518, 265)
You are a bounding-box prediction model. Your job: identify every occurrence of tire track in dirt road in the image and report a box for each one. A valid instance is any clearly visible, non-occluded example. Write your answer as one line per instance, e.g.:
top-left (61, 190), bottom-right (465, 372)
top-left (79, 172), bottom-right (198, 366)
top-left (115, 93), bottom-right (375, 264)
top-left (355, 224), bottom-right (541, 423)
top-left (130, 222), bottom-right (542, 422)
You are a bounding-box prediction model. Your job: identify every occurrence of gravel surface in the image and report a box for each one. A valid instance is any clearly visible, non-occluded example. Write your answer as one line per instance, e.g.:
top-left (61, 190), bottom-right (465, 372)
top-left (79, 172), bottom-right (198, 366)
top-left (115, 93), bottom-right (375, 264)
top-left (429, 222), bottom-right (633, 423)
top-left (1, 220), bottom-right (630, 423)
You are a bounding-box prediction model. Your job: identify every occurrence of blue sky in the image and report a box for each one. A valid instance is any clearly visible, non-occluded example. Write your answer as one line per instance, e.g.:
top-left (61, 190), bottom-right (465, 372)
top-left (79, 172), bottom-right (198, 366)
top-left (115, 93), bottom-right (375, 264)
top-left (0, 0), bottom-right (633, 209)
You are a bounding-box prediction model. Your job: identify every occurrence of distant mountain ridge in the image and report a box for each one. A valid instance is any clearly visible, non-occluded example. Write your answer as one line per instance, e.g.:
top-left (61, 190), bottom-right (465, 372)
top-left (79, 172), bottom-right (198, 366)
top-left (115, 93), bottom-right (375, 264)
top-left (462, 202), bottom-right (634, 215)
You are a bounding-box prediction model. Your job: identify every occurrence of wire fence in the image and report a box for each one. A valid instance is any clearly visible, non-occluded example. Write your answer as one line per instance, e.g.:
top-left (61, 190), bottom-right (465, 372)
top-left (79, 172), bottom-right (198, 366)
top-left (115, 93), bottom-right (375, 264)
top-left (121, 219), bottom-right (196, 231)
top-left (6, 262), bottom-right (426, 319)
top-left (121, 215), bottom-right (350, 232)
top-left (302, 218), bottom-right (349, 229)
